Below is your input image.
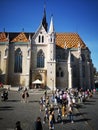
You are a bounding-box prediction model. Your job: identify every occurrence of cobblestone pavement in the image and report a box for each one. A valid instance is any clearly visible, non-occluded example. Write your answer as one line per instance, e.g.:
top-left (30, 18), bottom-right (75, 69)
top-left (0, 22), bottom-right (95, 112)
top-left (0, 89), bottom-right (98, 130)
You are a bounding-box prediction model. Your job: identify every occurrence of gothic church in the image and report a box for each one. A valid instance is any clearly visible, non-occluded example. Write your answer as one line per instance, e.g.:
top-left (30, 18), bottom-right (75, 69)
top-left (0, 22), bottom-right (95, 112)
top-left (0, 9), bottom-right (95, 90)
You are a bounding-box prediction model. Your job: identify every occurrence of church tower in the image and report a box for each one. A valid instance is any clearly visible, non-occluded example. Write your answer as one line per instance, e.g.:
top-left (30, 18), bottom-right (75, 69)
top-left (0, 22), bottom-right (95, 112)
top-left (47, 15), bottom-right (56, 91)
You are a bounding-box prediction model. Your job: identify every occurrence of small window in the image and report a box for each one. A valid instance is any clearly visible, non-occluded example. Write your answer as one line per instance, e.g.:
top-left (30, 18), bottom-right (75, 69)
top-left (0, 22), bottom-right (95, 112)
top-left (57, 67), bottom-right (64, 78)
top-left (61, 71), bottom-right (64, 77)
top-left (81, 54), bottom-right (85, 62)
top-left (38, 35), bottom-right (41, 43)
top-left (56, 71), bottom-right (59, 77)
top-left (51, 38), bottom-right (52, 42)
top-left (71, 54), bottom-right (74, 62)
top-left (42, 36), bottom-right (44, 43)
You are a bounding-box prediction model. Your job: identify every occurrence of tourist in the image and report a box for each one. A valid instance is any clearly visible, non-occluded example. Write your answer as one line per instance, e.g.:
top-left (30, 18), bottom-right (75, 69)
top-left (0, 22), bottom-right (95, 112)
top-left (49, 111), bottom-right (55, 130)
top-left (39, 97), bottom-right (44, 111)
top-left (22, 88), bottom-right (29, 103)
top-left (15, 121), bottom-right (22, 130)
top-left (68, 104), bottom-right (74, 123)
top-left (35, 117), bottom-right (43, 130)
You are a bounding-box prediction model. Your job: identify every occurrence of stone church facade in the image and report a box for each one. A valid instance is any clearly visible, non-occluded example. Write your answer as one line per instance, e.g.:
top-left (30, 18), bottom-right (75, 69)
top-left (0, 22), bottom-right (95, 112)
top-left (0, 9), bottom-right (95, 90)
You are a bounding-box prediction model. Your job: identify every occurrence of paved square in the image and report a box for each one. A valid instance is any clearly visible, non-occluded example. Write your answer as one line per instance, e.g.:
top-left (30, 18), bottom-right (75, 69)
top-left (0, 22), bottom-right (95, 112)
top-left (0, 90), bottom-right (98, 130)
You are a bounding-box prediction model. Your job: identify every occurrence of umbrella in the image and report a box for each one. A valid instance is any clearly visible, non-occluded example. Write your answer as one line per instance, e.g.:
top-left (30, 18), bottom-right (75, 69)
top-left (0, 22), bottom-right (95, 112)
top-left (32, 79), bottom-right (43, 84)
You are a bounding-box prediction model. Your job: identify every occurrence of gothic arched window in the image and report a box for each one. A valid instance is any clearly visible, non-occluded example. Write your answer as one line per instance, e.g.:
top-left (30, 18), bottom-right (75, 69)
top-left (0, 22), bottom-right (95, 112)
top-left (42, 35), bottom-right (44, 43)
top-left (14, 48), bottom-right (22, 73)
top-left (71, 54), bottom-right (74, 62)
top-left (37, 50), bottom-right (44, 68)
top-left (81, 54), bottom-right (85, 62)
top-left (38, 35), bottom-right (41, 43)
top-left (61, 71), bottom-right (64, 77)
top-left (56, 67), bottom-right (64, 78)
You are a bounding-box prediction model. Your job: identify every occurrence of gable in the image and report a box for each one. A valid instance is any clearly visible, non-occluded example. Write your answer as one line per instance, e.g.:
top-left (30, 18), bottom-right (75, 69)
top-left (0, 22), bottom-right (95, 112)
top-left (11, 32), bottom-right (29, 43)
top-left (0, 32), bottom-right (8, 42)
top-left (32, 24), bottom-right (47, 40)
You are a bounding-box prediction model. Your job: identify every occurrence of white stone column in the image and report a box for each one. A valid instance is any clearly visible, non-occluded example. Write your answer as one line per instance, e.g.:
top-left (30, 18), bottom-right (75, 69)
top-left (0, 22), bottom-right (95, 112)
top-left (26, 46), bottom-right (31, 87)
top-left (68, 51), bottom-right (72, 89)
top-left (68, 67), bottom-right (72, 89)
top-left (3, 45), bottom-right (9, 83)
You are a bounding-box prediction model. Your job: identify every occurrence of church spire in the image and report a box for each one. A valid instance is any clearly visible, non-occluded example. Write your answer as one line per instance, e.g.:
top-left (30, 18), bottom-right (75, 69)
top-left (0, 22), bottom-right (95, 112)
top-left (42, 6), bottom-right (48, 32)
top-left (49, 15), bottom-right (55, 34)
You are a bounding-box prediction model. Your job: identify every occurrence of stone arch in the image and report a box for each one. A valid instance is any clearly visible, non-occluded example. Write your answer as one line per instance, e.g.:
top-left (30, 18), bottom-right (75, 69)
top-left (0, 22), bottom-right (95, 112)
top-left (34, 73), bottom-right (42, 81)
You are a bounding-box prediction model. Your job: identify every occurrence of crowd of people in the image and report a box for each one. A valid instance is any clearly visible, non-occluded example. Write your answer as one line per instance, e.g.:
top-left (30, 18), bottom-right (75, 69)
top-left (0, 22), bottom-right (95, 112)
top-left (37, 88), bottom-right (95, 130)
top-left (0, 86), bottom-right (96, 130)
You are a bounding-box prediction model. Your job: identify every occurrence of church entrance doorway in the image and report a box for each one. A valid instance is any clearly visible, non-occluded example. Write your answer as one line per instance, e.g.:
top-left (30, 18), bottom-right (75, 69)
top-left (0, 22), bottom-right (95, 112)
top-left (32, 74), bottom-right (43, 89)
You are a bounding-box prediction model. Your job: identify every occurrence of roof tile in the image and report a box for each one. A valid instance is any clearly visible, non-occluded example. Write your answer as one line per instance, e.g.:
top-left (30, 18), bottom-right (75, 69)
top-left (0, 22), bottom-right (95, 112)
top-left (56, 33), bottom-right (86, 49)
top-left (11, 32), bottom-right (29, 42)
top-left (0, 32), bottom-right (8, 42)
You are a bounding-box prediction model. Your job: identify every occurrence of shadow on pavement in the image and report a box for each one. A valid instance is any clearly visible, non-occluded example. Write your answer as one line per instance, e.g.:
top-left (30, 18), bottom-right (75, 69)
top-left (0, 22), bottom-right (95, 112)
top-left (0, 117), bottom-right (3, 120)
top-left (75, 104), bottom-right (86, 109)
top-left (74, 118), bottom-right (91, 123)
top-left (0, 106), bottom-right (14, 111)
top-left (85, 99), bottom-right (96, 102)
top-left (74, 112), bottom-right (88, 117)
top-left (7, 99), bottom-right (21, 102)
top-left (57, 117), bottom-right (91, 124)
top-left (29, 100), bottom-right (39, 103)
top-left (83, 102), bottom-right (95, 105)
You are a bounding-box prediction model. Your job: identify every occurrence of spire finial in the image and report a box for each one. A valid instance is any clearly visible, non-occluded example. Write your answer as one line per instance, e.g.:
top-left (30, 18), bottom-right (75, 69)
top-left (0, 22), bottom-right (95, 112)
top-left (22, 28), bottom-right (24, 32)
top-left (3, 28), bottom-right (5, 32)
top-left (44, 0), bottom-right (46, 10)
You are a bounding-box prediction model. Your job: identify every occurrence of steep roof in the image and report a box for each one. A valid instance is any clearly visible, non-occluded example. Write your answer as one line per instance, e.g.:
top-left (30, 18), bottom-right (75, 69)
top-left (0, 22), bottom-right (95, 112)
top-left (0, 32), bottom-right (8, 42)
top-left (56, 33), bottom-right (86, 49)
top-left (0, 32), bottom-right (34, 43)
top-left (0, 32), bottom-right (87, 49)
top-left (11, 32), bottom-right (29, 42)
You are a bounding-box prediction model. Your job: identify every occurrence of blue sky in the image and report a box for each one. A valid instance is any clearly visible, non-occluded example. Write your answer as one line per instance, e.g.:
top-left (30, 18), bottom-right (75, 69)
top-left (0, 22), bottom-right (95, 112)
top-left (0, 0), bottom-right (98, 70)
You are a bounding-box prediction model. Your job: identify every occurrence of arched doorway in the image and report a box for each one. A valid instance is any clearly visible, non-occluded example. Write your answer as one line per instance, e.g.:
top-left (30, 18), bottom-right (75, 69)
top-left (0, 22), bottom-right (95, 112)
top-left (35, 74), bottom-right (42, 81)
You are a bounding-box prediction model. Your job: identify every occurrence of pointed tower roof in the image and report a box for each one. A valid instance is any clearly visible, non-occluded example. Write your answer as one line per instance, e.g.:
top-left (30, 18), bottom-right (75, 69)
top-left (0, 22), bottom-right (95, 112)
top-left (42, 7), bottom-right (48, 32)
top-left (49, 15), bottom-right (55, 34)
